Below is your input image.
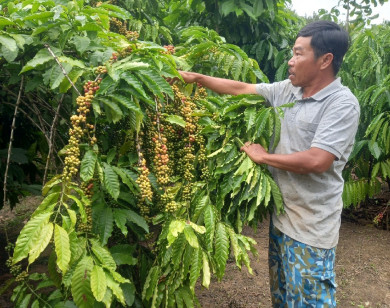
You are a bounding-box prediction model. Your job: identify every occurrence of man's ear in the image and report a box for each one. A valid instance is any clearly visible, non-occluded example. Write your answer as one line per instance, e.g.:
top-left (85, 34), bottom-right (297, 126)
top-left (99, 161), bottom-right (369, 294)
top-left (320, 53), bottom-right (334, 70)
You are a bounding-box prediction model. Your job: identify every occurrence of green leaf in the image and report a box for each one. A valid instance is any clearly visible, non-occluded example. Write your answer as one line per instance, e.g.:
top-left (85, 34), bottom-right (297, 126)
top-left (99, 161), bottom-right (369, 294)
top-left (268, 174), bottom-right (284, 214)
top-left (164, 114), bottom-right (186, 127)
top-left (23, 11), bottom-right (55, 21)
top-left (42, 175), bottom-right (62, 196)
top-left (28, 222), bottom-right (53, 264)
top-left (13, 212), bottom-right (52, 264)
top-left (58, 56), bottom-right (86, 69)
top-left (368, 140), bottom-right (382, 160)
top-left (0, 34), bottom-right (18, 62)
top-left (99, 3), bottom-right (132, 19)
top-left (18, 293), bottom-right (32, 308)
top-left (184, 225), bottom-right (199, 248)
top-left (54, 224), bottom-right (71, 274)
top-left (20, 49), bottom-right (53, 73)
top-left (234, 155), bottom-right (254, 176)
top-left (112, 166), bottom-right (137, 194)
top-left (135, 70), bottom-right (165, 99)
top-left (204, 204), bottom-right (215, 252)
top-left (103, 163), bottom-right (120, 200)
top-left (122, 282), bottom-right (136, 307)
top-left (124, 208), bottom-right (149, 233)
top-left (93, 206), bottom-right (114, 246)
top-left (90, 238), bottom-right (116, 272)
top-left (113, 209), bottom-right (128, 236)
top-left (0, 17), bottom-right (15, 26)
top-left (121, 72), bottom-right (153, 104)
top-left (59, 68), bottom-right (84, 93)
top-left (110, 244), bottom-right (137, 266)
top-left (99, 97), bottom-right (123, 123)
top-left (167, 220), bottom-right (186, 246)
top-left (91, 265), bottom-right (107, 302)
top-left (71, 256), bottom-right (95, 308)
top-left (80, 150), bottom-right (97, 182)
top-left (106, 272), bottom-right (126, 305)
top-left (33, 192), bottom-right (59, 216)
top-left (113, 61), bottom-right (150, 72)
top-left (73, 36), bottom-right (91, 54)
top-left (214, 222), bottom-right (229, 279)
top-left (67, 194), bottom-right (87, 223)
top-left (202, 251), bottom-right (211, 289)
top-left (189, 248), bottom-right (202, 291)
top-left (188, 221), bottom-right (206, 234)
top-left (142, 266), bottom-right (160, 301)
top-left (108, 93), bottom-right (143, 115)
top-left (171, 233), bottom-right (186, 270)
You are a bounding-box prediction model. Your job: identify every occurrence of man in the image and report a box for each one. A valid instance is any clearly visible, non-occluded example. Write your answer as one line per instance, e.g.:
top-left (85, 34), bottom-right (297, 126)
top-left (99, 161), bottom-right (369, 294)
top-left (177, 21), bottom-right (360, 306)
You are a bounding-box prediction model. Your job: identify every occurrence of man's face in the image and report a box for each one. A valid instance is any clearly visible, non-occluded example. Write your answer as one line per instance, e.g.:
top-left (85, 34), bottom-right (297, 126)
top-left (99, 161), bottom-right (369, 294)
top-left (288, 36), bottom-right (322, 88)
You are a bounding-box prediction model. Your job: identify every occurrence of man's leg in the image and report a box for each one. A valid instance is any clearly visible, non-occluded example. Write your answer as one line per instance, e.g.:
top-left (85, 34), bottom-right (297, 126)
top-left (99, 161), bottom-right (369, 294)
top-left (269, 222), bottom-right (337, 307)
top-left (268, 221), bottom-right (287, 306)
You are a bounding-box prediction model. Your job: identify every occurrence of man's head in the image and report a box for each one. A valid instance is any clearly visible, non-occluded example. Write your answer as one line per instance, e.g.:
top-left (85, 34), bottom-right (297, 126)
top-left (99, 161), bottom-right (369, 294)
top-left (297, 20), bottom-right (349, 75)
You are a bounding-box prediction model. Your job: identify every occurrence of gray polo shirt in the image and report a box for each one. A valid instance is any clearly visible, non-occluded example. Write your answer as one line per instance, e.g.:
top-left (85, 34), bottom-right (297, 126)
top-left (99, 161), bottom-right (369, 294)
top-left (255, 78), bottom-right (360, 249)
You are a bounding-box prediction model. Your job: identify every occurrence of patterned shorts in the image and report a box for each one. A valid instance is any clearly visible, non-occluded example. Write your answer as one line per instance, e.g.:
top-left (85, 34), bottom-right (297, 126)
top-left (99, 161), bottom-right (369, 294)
top-left (268, 221), bottom-right (337, 307)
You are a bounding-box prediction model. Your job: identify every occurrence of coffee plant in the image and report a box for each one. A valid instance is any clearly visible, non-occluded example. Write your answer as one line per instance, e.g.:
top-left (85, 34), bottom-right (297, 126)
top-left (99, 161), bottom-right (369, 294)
top-left (0, 1), bottom-right (285, 307)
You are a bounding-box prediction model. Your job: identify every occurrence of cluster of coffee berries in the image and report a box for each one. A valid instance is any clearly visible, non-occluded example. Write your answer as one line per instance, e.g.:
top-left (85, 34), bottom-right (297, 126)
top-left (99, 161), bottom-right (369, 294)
top-left (172, 87), bottom-right (198, 136)
top-left (196, 135), bottom-right (210, 180)
top-left (118, 46), bottom-right (134, 58)
top-left (153, 136), bottom-right (170, 185)
top-left (95, 65), bottom-right (107, 74)
top-left (159, 191), bottom-right (178, 213)
top-left (62, 80), bottom-right (98, 181)
top-left (193, 83), bottom-right (208, 102)
top-left (182, 183), bottom-right (192, 201)
top-left (15, 270), bottom-right (29, 282)
top-left (110, 18), bottom-right (139, 41)
top-left (110, 52), bottom-right (118, 62)
top-left (5, 242), bottom-right (14, 254)
top-left (6, 257), bottom-right (22, 277)
top-left (77, 204), bottom-right (92, 233)
top-left (82, 181), bottom-right (94, 199)
top-left (136, 153), bottom-right (153, 217)
top-left (163, 45), bottom-right (175, 55)
top-left (182, 145), bottom-right (195, 182)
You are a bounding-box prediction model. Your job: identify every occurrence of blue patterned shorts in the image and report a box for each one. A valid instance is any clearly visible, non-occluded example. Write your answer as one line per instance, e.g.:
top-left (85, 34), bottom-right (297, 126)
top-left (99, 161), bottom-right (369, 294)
top-left (269, 221), bottom-right (337, 307)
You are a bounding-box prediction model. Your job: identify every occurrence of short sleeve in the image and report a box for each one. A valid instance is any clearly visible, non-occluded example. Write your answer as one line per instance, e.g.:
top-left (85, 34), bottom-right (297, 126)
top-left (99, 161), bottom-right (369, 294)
top-left (311, 100), bottom-right (360, 160)
top-left (255, 80), bottom-right (293, 107)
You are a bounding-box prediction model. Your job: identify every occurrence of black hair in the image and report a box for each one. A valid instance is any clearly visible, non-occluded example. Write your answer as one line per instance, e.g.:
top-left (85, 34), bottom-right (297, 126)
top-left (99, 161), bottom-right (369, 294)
top-left (297, 20), bottom-right (349, 75)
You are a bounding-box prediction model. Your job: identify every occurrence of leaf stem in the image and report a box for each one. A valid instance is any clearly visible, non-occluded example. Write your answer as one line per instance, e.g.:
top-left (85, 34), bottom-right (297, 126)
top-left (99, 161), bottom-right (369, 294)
top-left (45, 44), bottom-right (82, 96)
top-left (43, 94), bottom-right (65, 185)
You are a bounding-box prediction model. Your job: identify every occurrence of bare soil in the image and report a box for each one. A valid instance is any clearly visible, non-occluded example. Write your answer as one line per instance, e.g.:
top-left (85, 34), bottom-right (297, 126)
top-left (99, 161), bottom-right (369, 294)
top-left (1, 197), bottom-right (389, 308)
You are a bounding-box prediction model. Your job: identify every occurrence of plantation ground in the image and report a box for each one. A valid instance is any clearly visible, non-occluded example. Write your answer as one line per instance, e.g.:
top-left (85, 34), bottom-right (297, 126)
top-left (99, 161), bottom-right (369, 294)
top-left (0, 197), bottom-right (389, 307)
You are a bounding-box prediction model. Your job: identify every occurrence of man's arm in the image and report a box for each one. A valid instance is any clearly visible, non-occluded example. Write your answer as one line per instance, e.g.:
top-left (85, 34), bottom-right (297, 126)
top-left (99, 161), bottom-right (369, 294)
top-left (241, 143), bottom-right (336, 174)
top-left (179, 71), bottom-right (257, 95)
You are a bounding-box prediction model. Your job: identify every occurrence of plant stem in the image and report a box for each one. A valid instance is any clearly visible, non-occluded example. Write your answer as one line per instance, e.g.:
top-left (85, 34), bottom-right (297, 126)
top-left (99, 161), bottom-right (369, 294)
top-left (43, 94), bottom-right (65, 185)
top-left (3, 76), bottom-right (24, 206)
top-left (45, 44), bottom-right (82, 96)
top-left (25, 282), bottom-right (53, 307)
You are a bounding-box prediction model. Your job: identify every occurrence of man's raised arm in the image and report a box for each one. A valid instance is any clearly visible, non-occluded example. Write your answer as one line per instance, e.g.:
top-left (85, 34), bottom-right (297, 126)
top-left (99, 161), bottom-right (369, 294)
top-left (179, 71), bottom-right (257, 96)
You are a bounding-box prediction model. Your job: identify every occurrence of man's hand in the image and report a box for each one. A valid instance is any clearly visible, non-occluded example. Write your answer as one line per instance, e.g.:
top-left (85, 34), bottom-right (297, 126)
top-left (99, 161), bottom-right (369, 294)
top-left (240, 142), bottom-right (336, 174)
top-left (166, 71), bottom-right (200, 85)
top-left (178, 71), bottom-right (200, 84)
top-left (240, 142), bottom-right (268, 164)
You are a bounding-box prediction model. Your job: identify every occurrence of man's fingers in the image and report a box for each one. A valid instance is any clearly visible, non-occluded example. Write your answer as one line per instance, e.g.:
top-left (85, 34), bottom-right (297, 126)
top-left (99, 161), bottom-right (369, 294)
top-left (240, 141), bottom-right (251, 152)
top-left (165, 76), bottom-right (180, 85)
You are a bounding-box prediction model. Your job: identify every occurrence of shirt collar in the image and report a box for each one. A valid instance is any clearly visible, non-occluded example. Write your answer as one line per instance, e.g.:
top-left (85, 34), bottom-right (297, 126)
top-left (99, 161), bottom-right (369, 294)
top-left (291, 77), bottom-right (342, 101)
